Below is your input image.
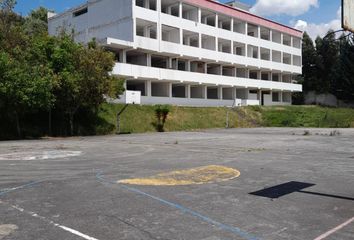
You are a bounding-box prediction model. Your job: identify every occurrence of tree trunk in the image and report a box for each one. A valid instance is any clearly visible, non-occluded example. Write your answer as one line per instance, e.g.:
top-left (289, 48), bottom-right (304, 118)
top-left (14, 111), bottom-right (21, 139)
top-left (48, 108), bottom-right (52, 136)
top-left (69, 114), bottom-right (74, 136)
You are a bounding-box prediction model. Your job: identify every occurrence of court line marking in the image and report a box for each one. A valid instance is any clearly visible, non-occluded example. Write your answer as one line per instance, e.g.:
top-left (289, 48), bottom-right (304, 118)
top-left (96, 171), bottom-right (261, 240)
top-left (9, 205), bottom-right (99, 240)
top-left (313, 216), bottom-right (354, 240)
top-left (0, 181), bottom-right (99, 240)
top-left (0, 181), bottom-right (42, 197)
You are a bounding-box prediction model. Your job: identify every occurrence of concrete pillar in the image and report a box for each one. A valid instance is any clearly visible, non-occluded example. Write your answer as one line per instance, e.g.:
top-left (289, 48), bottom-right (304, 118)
top-left (257, 26), bottom-right (260, 38)
top-left (179, 1), bottom-right (182, 18)
top-left (230, 18), bottom-right (234, 32)
top-left (290, 36), bottom-right (293, 47)
top-left (218, 86), bottom-right (223, 99)
top-left (204, 85), bottom-right (207, 99)
top-left (198, 8), bottom-right (201, 23)
top-left (146, 80), bottom-right (152, 97)
top-left (121, 50), bottom-right (127, 63)
top-left (168, 57), bottom-right (173, 69)
top-left (186, 60), bottom-right (191, 71)
top-left (269, 29), bottom-right (273, 42)
top-left (169, 82), bottom-right (173, 98)
top-left (245, 22), bottom-right (248, 35)
top-left (198, 33), bottom-right (202, 48)
top-left (280, 91), bottom-right (283, 102)
top-left (281, 33), bottom-right (284, 45)
top-left (233, 86), bottom-right (237, 99)
top-left (144, 0), bottom-right (149, 9)
top-left (258, 89), bottom-right (262, 102)
top-left (204, 63), bottom-right (208, 74)
top-left (233, 67), bottom-right (237, 77)
top-left (180, 29), bottom-right (183, 45)
top-left (215, 14), bottom-right (218, 28)
top-left (186, 84), bottom-right (191, 98)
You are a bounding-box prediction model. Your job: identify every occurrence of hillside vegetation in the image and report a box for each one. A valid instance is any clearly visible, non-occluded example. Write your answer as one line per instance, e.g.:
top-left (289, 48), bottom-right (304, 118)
top-left (95, 104), bottom-right (354, 135)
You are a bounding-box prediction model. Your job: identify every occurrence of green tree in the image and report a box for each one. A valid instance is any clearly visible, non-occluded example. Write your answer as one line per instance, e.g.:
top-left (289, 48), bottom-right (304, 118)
top-left (315, 30), bottom-right (339, 94)
top-left (335, 35), bottom-right (354, 102)
top-left (52, 37), bottom-right (124, 135)
top-left (301, 32), bottom-right (319, 93)
top-left (24, 7), bottom-right (49, 36)
top-left (0, 51), bottom-right (54, 138)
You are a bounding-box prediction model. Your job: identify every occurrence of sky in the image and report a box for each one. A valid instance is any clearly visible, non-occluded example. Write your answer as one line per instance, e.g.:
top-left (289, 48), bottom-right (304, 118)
top-left (15, 0), bottom-right (343, 40)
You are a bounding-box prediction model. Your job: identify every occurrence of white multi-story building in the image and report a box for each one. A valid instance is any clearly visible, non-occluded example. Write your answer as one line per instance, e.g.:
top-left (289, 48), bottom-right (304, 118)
top-left (48, 0), bottom-right (303, 107)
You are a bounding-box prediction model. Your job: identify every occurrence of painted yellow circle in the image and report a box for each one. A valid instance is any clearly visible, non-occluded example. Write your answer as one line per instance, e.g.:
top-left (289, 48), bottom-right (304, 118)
top-left (118, 165), bottom-right (240, 186)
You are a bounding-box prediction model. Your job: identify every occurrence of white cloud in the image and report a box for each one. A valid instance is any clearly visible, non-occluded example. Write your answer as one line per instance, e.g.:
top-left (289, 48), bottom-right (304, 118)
top-left (294, 7), bottom-right (342, 40)
top-left (250, 0), bottom-right (319, 17)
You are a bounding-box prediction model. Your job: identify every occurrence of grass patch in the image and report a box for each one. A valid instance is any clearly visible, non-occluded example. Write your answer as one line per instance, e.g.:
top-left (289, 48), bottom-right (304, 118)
top-left (96, 104), bottom-right (354, 134)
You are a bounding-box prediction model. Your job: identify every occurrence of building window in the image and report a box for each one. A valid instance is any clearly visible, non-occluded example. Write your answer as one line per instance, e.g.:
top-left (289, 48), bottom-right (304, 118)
top-left (73, 8), bottom-right (88, 17)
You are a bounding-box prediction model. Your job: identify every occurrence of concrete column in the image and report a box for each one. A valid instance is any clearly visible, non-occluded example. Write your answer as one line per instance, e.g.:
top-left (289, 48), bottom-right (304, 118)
top-left (230, 18), bottom-right (234, 32)
top-left (233, 67), bottom-right (237, 77)
top-left (245, 88), bottom-right (249, 99)
top-left (245, 22), bottom-right (248, 35)
top-left (270, 50), bottom-right (273, 62)
top-left (169, 82), bottom-right (173, 98)
top-left (186, 60), bottom-right (191, 71)
top-left (168, 57), bottom-right (173, 69)
top-left (204, 85), bottom-right (207, 99)
top-left (204, 63), bottom-right (208, 74)
top-left (186, 84), bottom-right (191, 98)
top-left (147, 53), bottom-right (152, 67)
top-left (290, 36), bottom-right (293, 47)
top-left (257, 26), bottom-right (260, 38)
top-left (157, 0), bottom-right (161, 12)
top-left (180, 29), bottom-right (183, 45)
top-left (179, 1), bottom-right (182, 18)
top-left (281, 33), bottom-right (284, 45)
top-left (258, 89), bottom-right (262, 102)
top-left (146, 80), bottom-right (152, 97)
top-left (269, 29), bottom-right (272, 42)
top-left (143, 26), bottom-right (149, 38)
top-left (233, 87), bottom-right (237, 99)
top-left (280, 73), bottom-right (283, 82)
top-left (218, 86), bottom-right (223, 100)
top-left (121, 50), bottom-right (127, 63)
top-left (215, 14), bottom-right (218, 28)
top-left (198, 8), bottom-right (201, 23)
top-left (198, 33), bottom-right (202, 48)
top-left (144, 0), bottom-right (149, 9)
top-left (167, 6), bottom-right (172, 15)
top-left (280, 91), bottom-right (283, 102)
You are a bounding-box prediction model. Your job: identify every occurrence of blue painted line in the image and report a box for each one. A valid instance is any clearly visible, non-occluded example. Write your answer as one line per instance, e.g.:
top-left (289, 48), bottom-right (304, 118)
top-left (0, 181), bottom-right (42, 197)
top-left (96, 171), bottom-right (261, 240)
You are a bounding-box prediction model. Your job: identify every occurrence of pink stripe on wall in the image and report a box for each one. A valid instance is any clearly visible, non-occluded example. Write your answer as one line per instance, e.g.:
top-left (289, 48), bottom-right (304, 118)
top-left (183, 0), bottom-right (303, 38)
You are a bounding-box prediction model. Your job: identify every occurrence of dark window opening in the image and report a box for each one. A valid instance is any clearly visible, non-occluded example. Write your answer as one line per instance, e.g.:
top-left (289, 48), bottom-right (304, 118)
top-left (73, 8), bottom-right (88, 17)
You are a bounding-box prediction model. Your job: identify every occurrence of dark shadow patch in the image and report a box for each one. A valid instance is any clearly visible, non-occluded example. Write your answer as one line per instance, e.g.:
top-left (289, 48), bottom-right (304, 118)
top-left (249, 181), bottom-right (315, 199)
top-left (250, 181), bottom-right (354, 201)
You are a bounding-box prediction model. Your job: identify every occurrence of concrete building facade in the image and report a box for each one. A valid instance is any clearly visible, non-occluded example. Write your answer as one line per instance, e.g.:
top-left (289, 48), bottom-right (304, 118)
top-left (48, 0), bottom-right (303, 107)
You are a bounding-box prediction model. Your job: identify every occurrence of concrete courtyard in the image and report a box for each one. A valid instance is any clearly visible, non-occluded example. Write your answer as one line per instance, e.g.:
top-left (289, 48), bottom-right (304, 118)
top-left (0, 128), bottom-right (353, 240)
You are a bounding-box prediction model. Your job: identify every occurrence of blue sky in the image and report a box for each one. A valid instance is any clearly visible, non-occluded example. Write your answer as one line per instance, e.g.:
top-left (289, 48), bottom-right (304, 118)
top-left (15, 0), bottom-right (342, 39)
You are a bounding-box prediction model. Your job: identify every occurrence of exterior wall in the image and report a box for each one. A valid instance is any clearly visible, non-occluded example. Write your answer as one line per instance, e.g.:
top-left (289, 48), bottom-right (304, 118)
top-left (48, 0), bottom-right (303, 107)
top-left (48, 0), bottom-right (134, 43)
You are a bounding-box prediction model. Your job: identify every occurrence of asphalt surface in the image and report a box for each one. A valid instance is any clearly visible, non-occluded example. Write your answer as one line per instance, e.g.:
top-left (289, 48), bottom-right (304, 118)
top-left (0, 128), bottom-right (353, 240)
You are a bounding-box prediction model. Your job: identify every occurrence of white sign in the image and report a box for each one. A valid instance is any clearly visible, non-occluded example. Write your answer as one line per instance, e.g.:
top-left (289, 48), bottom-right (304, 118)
top-left (125, 90), bottom-right (141, 104)
top-left (343, 0), bottom-right (354, 33)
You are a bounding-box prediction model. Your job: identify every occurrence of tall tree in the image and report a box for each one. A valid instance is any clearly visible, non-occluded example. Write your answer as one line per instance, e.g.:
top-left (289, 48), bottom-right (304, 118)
top-left (52, 37), bottom-right (124, 135)
top-left (24, 7), bottom-right (49, 36)
top-left (301, 32), bottom-right (319, 92)
top-left (315, 30), bottom-right (339, 94)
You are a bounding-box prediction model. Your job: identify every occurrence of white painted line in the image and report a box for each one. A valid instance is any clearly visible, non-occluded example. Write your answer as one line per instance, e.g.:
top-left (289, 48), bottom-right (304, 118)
top-left (314, 216), bottom-right (354, 240)
top-left (9, 204), bottom-right (99, 240)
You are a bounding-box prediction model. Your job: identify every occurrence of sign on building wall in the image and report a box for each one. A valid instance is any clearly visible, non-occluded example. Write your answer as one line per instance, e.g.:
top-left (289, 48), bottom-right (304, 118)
top-left (342, 0), bottom-right (354, 33)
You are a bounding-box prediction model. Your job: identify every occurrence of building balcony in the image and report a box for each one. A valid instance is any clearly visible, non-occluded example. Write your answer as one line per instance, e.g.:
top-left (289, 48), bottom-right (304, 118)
top-left (112, 63), bottom-right (302, 92)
